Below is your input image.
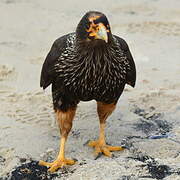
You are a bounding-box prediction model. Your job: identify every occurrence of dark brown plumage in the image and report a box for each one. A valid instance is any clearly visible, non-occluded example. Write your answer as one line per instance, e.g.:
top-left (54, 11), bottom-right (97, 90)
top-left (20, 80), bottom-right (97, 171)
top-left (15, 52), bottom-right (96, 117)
top-left (40, 11), bottom-right (136, 111)
top-left (39, 11), bottom-right (136, 172)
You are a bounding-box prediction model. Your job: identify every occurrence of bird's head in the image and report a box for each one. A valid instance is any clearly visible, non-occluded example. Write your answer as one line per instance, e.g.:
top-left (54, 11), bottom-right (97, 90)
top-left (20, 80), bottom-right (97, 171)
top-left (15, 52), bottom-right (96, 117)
top-left (76, 11), bottom-right (112, 44)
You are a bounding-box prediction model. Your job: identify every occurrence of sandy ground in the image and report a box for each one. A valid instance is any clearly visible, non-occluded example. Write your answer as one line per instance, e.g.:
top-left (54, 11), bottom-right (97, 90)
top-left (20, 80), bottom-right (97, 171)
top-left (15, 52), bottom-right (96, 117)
top-left (0, 0), bottom-right (180, 179)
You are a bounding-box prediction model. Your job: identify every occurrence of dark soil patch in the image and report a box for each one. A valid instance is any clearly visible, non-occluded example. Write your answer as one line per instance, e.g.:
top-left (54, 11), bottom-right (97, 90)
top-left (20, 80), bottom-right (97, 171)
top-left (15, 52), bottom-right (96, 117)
top-left (122, 136), bottom-right (180, 179)
top-left (8, 161), bottom-right (58, 180)
top-left (129, 152), bottom-right (179, 179)
top-left (134, 119), bottom-right (172, 136)
top-left (154, 119), bottom-right (172, 134)
top-left (147, 164), bottom-right (170, 179)
top-left (133, 106), bottom-right (161, 120)
top-left (6, 160), bottom-right (77, 180)
top-left (134, 118), bottom-right (157, 135)
top-left (132, 106), bottom-right (172, 136)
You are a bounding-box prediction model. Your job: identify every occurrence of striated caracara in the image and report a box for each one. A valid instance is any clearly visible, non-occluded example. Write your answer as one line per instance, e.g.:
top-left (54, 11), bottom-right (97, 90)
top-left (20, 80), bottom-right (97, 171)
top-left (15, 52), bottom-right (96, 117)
top-left (39, 11), bottom-right (136, 172)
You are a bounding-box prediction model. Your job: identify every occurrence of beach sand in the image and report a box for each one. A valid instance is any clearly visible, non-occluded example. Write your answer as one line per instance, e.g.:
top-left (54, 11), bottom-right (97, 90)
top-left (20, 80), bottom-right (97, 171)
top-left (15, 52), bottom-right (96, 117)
top-left (0, 0), bottom-right (180, 179)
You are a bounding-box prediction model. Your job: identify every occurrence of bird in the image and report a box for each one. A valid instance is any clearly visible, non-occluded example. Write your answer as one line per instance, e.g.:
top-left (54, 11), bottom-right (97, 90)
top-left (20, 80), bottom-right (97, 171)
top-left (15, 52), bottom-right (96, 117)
top-left (39, 11), bottom-right (136, 172)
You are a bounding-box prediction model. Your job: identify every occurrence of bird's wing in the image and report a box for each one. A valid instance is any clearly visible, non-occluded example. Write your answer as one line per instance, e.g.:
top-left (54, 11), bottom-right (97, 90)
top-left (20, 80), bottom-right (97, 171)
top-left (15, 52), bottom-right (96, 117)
top-left (113, 35), bottom-right (136, 87)
top-left (40, 33), bottom-right (74, 89)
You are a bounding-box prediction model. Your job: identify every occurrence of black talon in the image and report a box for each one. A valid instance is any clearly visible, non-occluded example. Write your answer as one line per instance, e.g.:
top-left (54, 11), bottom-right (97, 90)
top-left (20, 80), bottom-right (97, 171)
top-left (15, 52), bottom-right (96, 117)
top-left (72, 158), bottom-right (78, 162)
top-left (94, 152), bottom-right (103, 160)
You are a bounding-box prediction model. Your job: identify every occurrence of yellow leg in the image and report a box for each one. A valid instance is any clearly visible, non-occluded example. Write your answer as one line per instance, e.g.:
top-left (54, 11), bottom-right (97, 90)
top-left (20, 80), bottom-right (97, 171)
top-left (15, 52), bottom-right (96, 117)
top-left (88, 123), bottom-right (124, 157)
top-left (39, 108), bottom-right (76, 172)
top-left (88, 102), bottom-right (124, 157)
top-left (39, 137), bottom-right (75, 172)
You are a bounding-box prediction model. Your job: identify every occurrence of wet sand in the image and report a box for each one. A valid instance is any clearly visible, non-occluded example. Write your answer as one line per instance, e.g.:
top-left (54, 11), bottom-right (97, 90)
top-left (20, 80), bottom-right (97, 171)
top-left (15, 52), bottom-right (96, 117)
top-left (0, 0), bottom-right (180, 179)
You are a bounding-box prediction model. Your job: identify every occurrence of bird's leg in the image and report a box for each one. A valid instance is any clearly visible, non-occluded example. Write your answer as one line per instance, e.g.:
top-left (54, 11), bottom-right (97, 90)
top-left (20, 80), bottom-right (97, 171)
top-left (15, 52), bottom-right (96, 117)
top-left (39, 107), bottom-right (76, 172)
top-left (88, 102), bottom-right (124, 157)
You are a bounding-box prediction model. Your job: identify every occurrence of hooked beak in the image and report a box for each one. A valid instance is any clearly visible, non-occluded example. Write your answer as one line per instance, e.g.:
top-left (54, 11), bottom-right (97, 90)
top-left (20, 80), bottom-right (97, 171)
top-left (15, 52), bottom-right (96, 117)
top-left (87, 22), bottom-right (108, 43)
top-left (96, 24), bottom-right (108, 43)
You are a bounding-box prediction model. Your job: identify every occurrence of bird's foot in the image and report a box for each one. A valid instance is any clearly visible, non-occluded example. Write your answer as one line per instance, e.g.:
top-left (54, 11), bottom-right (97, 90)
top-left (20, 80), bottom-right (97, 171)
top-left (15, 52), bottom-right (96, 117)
top-left (39, 158), bottom-right (75, 172)
top-left (88, 140), bottom-right (124, 158)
